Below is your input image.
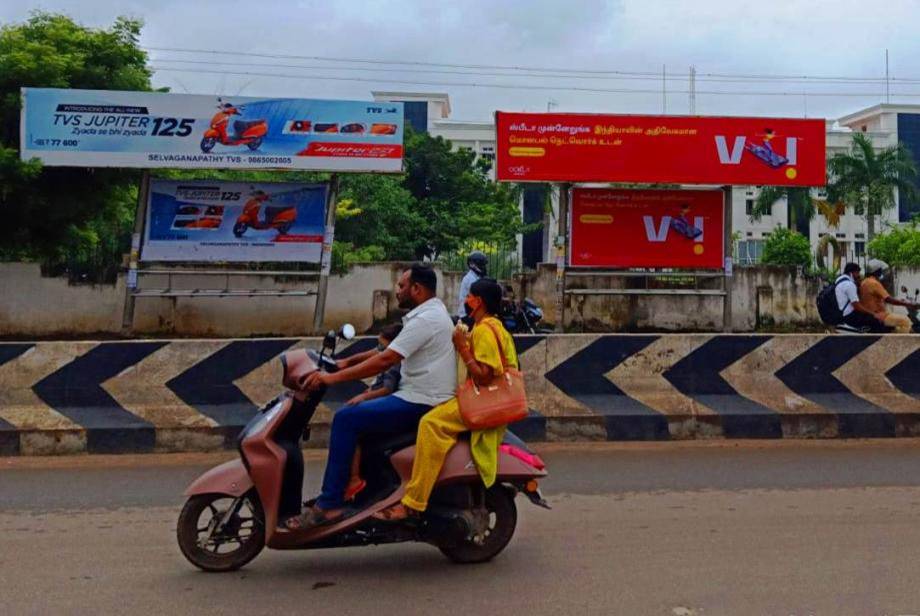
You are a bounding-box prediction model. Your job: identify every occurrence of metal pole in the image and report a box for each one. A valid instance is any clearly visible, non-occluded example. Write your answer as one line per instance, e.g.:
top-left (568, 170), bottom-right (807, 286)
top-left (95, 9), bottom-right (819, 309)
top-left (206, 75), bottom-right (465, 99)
top-left (121, 171), bottom-right (150, 334)
top-left (554, 184), bottom-right (570, 333)
top-left (662, 64), bottom-right (667, 114)
top-left (722, 185), bottom-right (733, 332)
top-left (886, 49), bottom-right (890, 103)
top-left (312, 174), bottom-right (340, 333)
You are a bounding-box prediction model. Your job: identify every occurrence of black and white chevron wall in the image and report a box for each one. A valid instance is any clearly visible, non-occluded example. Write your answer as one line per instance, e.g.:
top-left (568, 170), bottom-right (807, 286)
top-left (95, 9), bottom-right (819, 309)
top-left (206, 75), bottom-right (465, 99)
top-left (0, 334), bottom-right (918, 455)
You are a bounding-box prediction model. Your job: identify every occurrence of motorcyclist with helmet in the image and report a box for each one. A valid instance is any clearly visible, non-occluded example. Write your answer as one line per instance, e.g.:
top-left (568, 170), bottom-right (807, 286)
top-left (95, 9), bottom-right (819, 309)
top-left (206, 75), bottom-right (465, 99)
top-left (859, 259), bottom-right (920, 334)
top-left (457, 251), bottom-right (488, 317)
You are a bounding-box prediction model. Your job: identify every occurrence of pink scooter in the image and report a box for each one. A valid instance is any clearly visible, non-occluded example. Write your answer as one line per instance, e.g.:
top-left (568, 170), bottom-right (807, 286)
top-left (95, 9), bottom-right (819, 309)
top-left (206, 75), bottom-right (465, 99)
top-left (177, 326), bottom-right (549, 572)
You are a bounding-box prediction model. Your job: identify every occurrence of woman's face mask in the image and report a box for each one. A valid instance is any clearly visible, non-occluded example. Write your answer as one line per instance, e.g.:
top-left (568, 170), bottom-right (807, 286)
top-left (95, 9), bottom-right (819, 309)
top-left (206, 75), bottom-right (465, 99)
top-left (464, 295), bottom-right (483, 316)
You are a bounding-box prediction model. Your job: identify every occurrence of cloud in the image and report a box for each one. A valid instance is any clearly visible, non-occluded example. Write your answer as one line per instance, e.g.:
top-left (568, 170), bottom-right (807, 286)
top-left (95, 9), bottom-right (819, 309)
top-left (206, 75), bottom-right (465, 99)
top-left (4, 0), bottom-right (920, 121)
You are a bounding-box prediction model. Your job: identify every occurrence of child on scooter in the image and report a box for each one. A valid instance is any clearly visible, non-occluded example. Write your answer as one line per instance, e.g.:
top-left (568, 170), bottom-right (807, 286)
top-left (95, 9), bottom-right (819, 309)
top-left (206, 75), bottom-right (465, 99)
top-left (341, 323), bottom-right (403, 500)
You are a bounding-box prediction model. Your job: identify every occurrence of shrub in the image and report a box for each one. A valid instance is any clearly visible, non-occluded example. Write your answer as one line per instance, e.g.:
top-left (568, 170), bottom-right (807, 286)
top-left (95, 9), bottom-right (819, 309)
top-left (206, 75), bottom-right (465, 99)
top-left (761, 227), bottom-right (811, 267)
top-left (867, 221), bottom-right (920, 267)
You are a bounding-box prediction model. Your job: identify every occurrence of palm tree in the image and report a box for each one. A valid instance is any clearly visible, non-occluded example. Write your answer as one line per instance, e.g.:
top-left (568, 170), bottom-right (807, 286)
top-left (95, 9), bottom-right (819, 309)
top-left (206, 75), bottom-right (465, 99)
top-left (826, 132), bottom-right (919, 241)
top-left (748, 186), bottom-right (815, 236)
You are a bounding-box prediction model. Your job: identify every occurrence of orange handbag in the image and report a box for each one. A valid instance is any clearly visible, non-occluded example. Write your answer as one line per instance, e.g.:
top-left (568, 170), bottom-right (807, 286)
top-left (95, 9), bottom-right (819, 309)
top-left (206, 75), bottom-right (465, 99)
top-left (457, 321), bottom-right (528, 430)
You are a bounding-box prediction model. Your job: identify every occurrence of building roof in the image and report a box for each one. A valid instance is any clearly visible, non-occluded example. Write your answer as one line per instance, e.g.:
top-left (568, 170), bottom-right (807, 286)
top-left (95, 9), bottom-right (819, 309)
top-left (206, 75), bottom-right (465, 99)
top-left (837, 103), bottom-right (920, 127)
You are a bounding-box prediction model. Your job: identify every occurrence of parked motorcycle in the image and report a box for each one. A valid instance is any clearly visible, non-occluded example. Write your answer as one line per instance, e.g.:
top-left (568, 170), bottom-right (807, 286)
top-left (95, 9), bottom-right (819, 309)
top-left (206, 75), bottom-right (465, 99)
top-left (177, 325), bottom-right (549, 572)
top-left (500, 285), bottom-right (550, 334)
top-left (201, 99), bottom-right (268, 153)
top-left (232, 190), bottom-right (296, 238)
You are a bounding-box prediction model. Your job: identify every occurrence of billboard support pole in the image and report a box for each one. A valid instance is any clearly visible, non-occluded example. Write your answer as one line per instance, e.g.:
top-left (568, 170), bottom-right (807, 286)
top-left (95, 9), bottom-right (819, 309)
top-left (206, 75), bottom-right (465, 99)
top-left (554, 183), bottom-right (570, 333)
top-left (722, 185), bottom-right (733, 332)
top-left (313, 174), bottom-right (340, 334)
top-left (121, 170), bottom-right (150, 334)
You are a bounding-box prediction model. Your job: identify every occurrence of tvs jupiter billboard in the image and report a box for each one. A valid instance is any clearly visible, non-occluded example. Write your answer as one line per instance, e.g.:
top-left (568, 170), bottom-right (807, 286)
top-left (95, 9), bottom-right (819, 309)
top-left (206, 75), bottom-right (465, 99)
top-left (570, 188), bottom-right (724, 269)
top-left (495, 112), bottom-right (826, 186)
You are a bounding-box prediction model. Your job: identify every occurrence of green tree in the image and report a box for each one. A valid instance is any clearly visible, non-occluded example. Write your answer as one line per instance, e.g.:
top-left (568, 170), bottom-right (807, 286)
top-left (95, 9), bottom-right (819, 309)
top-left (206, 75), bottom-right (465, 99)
top-left (748, 186), bottom-right (815, 235)
top-left (0, 12), bottom-right (152, 273)
top-left (761, 227), bottom-right (811, 267)
top-left (827, 132), bottom-right (919, 241)
top-left (400, 127), bottom-right (527, 259)
top-left (867, 218), bottom-right (920, 267)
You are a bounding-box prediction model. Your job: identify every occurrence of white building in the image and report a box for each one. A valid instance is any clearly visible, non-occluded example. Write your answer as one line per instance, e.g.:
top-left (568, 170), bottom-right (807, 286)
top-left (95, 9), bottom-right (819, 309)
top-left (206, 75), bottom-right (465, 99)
top-left (372, 92), bottom-right (919, 269)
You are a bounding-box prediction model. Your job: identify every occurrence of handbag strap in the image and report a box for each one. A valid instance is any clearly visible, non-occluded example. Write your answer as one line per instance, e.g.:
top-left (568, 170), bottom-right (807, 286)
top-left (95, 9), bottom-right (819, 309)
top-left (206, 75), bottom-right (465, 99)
top-left (474, 319), bottom-right (511, 372)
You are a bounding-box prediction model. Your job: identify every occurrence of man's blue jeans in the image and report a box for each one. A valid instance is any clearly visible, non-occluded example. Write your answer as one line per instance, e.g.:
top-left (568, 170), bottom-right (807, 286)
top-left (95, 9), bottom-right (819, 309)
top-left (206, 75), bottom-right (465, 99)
top-left (316, 394), bottom-right (430, 510)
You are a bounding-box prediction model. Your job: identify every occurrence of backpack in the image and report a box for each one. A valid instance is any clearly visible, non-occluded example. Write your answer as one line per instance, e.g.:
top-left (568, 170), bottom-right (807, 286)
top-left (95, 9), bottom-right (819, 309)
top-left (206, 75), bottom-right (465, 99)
top-left (816, 275), bottom-right (848, 325)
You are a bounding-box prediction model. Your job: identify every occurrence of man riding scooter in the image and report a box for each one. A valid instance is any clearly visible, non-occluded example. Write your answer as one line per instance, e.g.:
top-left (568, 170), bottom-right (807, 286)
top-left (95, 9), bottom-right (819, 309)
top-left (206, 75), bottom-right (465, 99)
top-left (859, 259), bottom-right (920, 334)
top-left (286, 264), bottom-right (456, 529)
top-left (457, 251), bottom-right (487, 318)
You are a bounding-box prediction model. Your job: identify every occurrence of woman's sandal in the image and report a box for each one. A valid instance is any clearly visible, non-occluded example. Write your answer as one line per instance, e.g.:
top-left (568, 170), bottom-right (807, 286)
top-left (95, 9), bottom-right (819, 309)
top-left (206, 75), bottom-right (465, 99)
top-left (283, 506), bottom-right (344, 531)
top-left (372, 503), bottom-right (417, 522)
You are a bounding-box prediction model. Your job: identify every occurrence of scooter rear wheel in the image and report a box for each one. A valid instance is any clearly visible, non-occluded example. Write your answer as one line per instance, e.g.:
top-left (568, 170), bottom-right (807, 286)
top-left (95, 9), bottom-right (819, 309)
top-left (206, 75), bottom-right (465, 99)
top-left (438, 486), bottom-right (517, 564)
top-left (246, 138), bottom-right (262, 151)
top-left (177, 490), bottom-right (265, 572)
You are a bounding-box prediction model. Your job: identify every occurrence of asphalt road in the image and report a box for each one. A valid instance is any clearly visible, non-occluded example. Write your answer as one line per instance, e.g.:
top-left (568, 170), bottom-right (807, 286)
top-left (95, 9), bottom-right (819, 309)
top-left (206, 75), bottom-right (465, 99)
top-left (3, 440), bottom-right (920, 615)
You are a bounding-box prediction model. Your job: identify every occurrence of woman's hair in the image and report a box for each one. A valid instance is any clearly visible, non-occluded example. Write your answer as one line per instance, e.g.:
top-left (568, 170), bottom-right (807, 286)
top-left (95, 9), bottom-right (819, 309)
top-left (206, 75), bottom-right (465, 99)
top-left (470, 277), bottom-right (503, 315)
top-left (379, 323), bottom-right (403, 342)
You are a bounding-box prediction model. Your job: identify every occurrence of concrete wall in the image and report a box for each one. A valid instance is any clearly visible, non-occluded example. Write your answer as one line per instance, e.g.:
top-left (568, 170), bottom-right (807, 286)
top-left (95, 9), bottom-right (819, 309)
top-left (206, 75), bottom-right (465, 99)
top-left (0, 262), bottom-right (464, 337)
top-left (517, 264), bottom-right (824, 332)
top-left (2, 261), bottom-right (918, 337)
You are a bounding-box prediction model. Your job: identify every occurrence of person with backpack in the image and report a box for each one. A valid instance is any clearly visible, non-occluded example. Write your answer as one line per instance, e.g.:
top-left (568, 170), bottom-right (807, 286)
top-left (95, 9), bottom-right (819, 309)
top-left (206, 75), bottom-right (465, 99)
top-left (818, 262), bottom-right (879, 330)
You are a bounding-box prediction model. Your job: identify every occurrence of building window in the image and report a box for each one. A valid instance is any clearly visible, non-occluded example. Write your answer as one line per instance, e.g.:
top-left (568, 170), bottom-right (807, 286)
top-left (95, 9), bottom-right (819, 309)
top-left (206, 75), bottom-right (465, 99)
top-left (855, 232), bottom-right (865, 239)
top-left (855, 241), bottom-right (865, 258)
top-left (835, 233), bottom-right (846, 239)
top-left (737, 240), bottom-right (765, 265)
top-left (403, 101), bottom-right (428, 133)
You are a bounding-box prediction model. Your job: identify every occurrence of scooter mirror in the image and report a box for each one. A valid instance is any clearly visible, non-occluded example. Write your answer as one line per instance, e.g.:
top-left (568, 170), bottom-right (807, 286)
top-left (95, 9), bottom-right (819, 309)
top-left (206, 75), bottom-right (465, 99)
top-left (322, 330), bottom-right (337, 350)
top-left (340, 324), bottom-right (356, 340)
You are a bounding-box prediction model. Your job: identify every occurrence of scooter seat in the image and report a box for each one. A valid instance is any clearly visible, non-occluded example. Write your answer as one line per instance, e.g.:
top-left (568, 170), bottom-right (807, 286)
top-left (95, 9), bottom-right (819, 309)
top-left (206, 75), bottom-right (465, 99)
top-left (234, 119), bottom-right (264, 132)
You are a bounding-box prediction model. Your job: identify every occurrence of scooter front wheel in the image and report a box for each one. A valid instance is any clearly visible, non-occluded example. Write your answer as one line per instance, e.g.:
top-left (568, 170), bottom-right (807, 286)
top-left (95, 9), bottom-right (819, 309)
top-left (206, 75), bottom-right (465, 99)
top-left (438, 486), bottom-right (517, 564)
top-left (200, 137), bottom-right (217, 153)
top-left (177, 490), bottom-right (265, 572)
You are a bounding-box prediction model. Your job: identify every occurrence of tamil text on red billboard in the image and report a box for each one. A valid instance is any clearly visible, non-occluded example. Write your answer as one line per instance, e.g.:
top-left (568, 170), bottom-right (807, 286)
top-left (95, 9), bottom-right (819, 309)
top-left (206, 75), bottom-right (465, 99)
top-left (570, 188), bottom-right (724, 269)
top-left (496, 112), bottom-right (826, 186)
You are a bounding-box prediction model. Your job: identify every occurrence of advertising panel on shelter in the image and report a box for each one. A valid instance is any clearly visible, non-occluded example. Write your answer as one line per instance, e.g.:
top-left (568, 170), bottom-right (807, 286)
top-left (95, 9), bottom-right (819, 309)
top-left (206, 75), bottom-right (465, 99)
top-left (570, 188), bottom-right (724, 269)
top-left (495, 111), bottom-right (826, 186)
top-left (20, 88), bottom-right (404, 171)
top-left (141, 180), bottom-right (327, 262)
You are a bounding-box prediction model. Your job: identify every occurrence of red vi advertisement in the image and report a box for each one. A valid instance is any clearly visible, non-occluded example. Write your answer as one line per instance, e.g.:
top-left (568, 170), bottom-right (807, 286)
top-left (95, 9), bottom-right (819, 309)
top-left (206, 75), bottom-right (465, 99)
top-left (495, 112), bottom-right (826, 186)
top-left (570, 188), bottom-right (725, 269)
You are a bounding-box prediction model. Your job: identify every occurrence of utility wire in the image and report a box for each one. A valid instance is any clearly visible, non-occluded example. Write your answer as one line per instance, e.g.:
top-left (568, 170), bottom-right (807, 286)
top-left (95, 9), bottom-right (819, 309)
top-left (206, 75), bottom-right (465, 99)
top-left (148, 56), bottom-right (920, 86)
top-left (149, 65), bottom-right (920, 98)
top-left (145, 46), bottom-right (910, 83)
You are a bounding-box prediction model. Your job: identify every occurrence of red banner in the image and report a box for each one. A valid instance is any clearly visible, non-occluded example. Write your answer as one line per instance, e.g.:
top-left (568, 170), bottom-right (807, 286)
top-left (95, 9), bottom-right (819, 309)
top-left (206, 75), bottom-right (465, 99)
top-left (570, 188), bottom-right (724, 269)
top-left (495, 112), bottom-right (826, 186)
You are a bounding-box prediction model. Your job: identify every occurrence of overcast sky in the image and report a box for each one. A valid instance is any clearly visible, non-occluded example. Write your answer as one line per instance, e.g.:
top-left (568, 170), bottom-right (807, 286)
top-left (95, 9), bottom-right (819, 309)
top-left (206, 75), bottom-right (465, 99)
top-left (5, 0), bottom-right (920, 122)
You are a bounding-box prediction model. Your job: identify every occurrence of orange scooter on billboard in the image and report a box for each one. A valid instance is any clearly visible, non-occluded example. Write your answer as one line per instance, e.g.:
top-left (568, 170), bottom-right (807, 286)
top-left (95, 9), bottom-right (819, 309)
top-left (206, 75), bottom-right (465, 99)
top-left (201, 98), bottom-right (268, 153)
top-left (232, 190), bottom-right (297, 238)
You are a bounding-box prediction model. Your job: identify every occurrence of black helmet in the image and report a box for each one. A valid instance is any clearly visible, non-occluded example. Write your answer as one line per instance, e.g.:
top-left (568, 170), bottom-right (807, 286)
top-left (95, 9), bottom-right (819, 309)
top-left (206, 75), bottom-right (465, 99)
top-left (467, 251), bottom-right (488, 276)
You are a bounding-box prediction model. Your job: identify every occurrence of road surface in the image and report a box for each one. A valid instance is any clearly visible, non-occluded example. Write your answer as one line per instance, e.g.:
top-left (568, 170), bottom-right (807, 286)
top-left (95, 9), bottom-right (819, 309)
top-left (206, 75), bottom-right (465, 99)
top-left (2, 440), bottom-right (920, 615)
